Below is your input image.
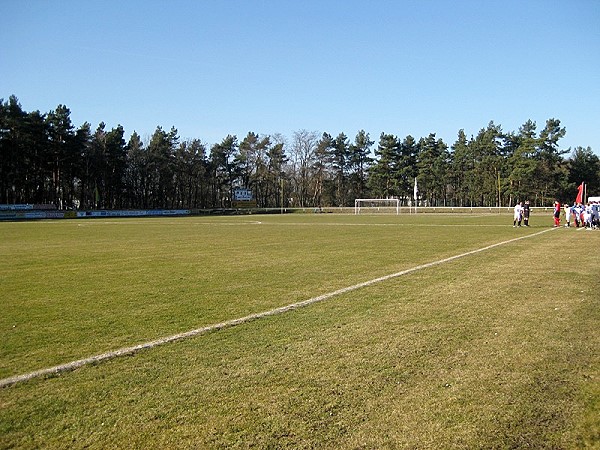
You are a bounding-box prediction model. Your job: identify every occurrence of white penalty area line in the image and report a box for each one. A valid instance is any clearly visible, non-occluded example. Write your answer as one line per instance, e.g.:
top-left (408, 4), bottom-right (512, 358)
top-left (1, 227), bottom-right (557, 389)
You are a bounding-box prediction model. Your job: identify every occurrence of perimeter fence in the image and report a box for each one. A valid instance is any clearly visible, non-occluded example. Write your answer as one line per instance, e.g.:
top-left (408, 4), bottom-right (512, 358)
top-left (1, 204), bottom-right (558, 220)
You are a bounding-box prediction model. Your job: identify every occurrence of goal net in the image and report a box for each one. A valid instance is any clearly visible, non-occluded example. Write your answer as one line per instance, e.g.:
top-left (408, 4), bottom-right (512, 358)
top-left (354, 198), bottom-right (400, 215)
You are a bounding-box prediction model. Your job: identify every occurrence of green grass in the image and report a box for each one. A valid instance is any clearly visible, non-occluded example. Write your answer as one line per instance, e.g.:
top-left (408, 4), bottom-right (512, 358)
top-left (1, 213), bottom-right (599, 448)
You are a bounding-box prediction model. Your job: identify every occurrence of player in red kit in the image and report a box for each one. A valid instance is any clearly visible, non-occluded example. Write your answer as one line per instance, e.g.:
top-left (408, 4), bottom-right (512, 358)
top-left (553, 200), bottom-right (561, 227)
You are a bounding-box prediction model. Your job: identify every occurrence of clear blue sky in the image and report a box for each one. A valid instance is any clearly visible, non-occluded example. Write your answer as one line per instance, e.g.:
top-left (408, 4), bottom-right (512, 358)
top-left (2, 0), bottom-right (599, 155)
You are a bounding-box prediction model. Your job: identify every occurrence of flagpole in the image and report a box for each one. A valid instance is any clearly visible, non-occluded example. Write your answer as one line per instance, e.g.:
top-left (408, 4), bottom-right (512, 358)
top-left (413, 177), bottom-right (418, 214)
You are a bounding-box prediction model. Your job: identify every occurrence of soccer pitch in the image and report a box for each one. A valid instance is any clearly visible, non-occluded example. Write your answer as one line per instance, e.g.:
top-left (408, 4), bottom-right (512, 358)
top-left (1, 214), bottom-right (599, 448)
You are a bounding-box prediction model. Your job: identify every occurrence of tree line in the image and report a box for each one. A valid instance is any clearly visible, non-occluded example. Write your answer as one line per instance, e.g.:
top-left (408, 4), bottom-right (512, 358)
top-left (1, 95), bottom-right (599, 210)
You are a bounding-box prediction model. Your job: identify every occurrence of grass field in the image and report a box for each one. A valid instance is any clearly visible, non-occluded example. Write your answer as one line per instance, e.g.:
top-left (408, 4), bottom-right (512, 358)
top-left (1, 213), bottom-right (599, 448)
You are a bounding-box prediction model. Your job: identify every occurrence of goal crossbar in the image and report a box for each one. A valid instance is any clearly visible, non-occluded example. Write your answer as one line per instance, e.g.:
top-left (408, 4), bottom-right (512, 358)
top-left (354, 198), bottom-right (400, 215)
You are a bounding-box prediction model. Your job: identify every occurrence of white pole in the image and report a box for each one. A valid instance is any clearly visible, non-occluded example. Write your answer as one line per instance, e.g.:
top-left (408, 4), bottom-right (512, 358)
top-left (413, 178), bottom-right (418, 214)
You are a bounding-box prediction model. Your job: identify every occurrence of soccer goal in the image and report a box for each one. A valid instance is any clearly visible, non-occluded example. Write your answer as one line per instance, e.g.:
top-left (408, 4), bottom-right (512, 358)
top-left (354, 198), bottom-right (400, 215)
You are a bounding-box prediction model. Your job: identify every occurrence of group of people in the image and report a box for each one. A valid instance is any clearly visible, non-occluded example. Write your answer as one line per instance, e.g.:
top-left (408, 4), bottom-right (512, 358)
top-left (561, 201), bottom-right (600, 229)
top-left (513, 199), bottom-right (600, 229)
top-left (513, 200), bottom-right (531, 227)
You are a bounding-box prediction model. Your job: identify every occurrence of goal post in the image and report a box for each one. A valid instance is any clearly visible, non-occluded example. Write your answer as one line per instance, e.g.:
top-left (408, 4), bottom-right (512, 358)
top-left (354, 198), bottom-right (400, 215)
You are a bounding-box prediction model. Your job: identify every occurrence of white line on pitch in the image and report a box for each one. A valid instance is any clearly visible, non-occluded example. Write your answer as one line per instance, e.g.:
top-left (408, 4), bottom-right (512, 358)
top-left (0, 227), bottom-right (556, 388)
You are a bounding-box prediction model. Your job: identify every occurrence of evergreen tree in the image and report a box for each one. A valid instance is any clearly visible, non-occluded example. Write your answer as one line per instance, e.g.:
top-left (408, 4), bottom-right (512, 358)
top-left (265, 140), bottom-right (288, 208)
top-left (449, 130), bottom-right (473, 206)
top-left (103, 125), bottom-right (127, 208)
top-left (506, 120), bottom-right (538, 205)
top-left (0, 96), bottom-right (33, 203)
top-left (237, 132), bottom-right (272, 205)
top-left (469, 122), bottom-right (504, 206)
top-left (209, 135), bottom-right (238, 207)
top-left (368, 133), bottom-right (399, 198)
top-left (397, 135), bottom-right (418, 204)
top-left (74, 122), bottom-right (92, 208)
top-left (89, 123), bottom-right (108, 208)
top-left (124, 131), bottom-right (147, 208)
top-left (147, 126), bottom-right (179, 208)
top-left (173, 139), bottom-right (208, 208)
top-left (416, 133), bottom-right (449, 206)
top-left (567, 146), bottom-right (600, 201)
top-left (313, 132), bottom-right (334, 207)
top-left (348, 130), bottom-right (374, 201)
top-left (45, 105), bottom-right (76, 208)
top-left (237, 132), bottom-right (260, 189)
top-left (535, 118), bottom-right (568, 203)
top-left (331, 132), bottom-right (349, 206)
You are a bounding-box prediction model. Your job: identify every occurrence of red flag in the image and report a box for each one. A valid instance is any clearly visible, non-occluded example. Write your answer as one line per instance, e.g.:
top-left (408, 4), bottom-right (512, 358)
top-left (575, 182), bottom-right (584, 204)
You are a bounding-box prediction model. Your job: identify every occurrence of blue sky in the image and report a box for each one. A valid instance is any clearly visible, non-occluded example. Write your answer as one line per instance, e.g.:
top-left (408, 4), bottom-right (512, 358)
top-left (2, 0), bottom-right (599, 155)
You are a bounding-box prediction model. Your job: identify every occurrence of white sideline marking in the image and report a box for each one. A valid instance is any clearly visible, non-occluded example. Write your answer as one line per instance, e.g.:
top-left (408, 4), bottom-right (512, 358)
top-left (1, 228), bottom-right (556, 388)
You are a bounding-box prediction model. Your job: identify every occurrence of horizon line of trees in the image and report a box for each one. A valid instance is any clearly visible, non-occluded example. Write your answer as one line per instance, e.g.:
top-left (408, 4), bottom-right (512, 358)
top-left (2, 95), bottom-right (599, 210)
